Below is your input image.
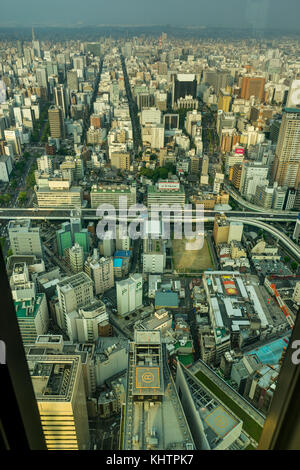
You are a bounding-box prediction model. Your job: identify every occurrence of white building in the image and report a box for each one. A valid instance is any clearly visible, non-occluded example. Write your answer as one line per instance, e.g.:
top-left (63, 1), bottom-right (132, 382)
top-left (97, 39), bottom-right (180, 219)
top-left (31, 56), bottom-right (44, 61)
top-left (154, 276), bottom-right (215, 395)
top-left (116, 273), bottom-right (143, 316)
top-left (228, 221), bottom-right (243, 243)
top-left (8, 219), bottom-right (43, 257)
top-left (65, 299), bottom-right (108, 343)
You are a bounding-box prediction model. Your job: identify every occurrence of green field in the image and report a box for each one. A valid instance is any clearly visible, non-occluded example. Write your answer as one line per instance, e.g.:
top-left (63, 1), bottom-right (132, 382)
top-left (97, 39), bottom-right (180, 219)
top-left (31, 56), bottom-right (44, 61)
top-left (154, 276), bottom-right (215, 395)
top-left (172, 237), bottom-right (214, 272)
top-left (195, 369), bottom-right (263, 443)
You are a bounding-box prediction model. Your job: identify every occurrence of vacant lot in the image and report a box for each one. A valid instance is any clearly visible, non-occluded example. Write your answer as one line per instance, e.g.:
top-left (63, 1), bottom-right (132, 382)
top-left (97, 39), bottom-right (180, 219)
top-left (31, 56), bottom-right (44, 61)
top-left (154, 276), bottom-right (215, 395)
top-left (172, 237), bottom-right (214, 272)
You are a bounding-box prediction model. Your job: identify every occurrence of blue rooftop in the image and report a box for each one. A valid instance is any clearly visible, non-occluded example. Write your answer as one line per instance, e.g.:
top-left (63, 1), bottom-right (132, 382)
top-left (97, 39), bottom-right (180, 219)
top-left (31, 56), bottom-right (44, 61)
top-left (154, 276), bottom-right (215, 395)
top-left (113, 258), bottom-right (123, 268)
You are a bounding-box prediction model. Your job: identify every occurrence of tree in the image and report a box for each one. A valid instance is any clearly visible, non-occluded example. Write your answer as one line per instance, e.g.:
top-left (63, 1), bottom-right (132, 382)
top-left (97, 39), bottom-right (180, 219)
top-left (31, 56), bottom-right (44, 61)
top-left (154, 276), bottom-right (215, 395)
top-left (291, 262), bottom-right (298, 272)
top-left (26, 171), bottom-right (36, 189)
top-left (284, 256), bottom-right (291, 264)
top-left (18, 192), bottom-right (27, 203)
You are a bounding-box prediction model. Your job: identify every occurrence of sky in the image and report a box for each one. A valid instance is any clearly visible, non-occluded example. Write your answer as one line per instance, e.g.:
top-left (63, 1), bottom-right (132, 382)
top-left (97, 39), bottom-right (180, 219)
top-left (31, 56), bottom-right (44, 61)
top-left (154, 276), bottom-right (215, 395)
top-left (1, 0), bottom-right (300, 31)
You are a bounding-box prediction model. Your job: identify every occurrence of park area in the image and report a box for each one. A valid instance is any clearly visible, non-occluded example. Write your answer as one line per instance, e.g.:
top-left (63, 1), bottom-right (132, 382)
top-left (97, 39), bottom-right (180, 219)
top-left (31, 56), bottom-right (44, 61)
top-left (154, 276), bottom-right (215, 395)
top-left (172, 237), bottom-right (214, 273)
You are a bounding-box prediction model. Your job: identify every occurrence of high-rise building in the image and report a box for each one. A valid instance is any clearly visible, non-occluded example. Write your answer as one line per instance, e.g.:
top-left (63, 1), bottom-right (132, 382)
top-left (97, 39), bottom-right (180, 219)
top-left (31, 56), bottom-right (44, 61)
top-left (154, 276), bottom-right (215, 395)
top-left (116, 273), bottom-right (143, 316)
top-left (122, 330), bottom-right (195, 450)
top-left (67, 243), bottom-right (84, 274)
top-left (48, 105), bottom-right (65, 139)
top-left (240, 77), bottom-right (265, 102)
top-left (36, 67), bottom-right (48, 90)
top-left (172, 74), bottom-right (197, 107)
top-left (213, 214), bottom-right (230, 245)
top-left (54, 84), bottom-right (67, 118)
top-left (14, 293), bottom-right (49, 344)
top-left (66, 299), bottom-right (108, 343)
top-left (218, 88), bottom-right (231, 112)
top-left (56, 272), bottom-right (94, 330)
top-left (67, 70), bottom-right (79, 92)
top-left (28, 354), bottom-right (90, 450)
top-left (84, 254), bottom-right (114, 295)
top-left (272, 108), bottom-right (300, 189)
top-left (8, 219), bottom-right (43, 257)
top-left (56, 222), bottom-right (73, 257)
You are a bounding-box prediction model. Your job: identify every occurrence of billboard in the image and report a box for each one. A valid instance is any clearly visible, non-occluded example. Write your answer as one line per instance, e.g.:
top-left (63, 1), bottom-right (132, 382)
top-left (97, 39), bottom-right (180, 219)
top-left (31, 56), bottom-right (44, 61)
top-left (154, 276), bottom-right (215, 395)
top-left (234, 147), bottom-right (245, 155)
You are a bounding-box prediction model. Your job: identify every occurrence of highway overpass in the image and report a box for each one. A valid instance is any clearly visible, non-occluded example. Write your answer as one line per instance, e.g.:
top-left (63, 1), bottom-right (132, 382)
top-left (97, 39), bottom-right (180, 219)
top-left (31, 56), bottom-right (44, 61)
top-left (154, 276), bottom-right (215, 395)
top-left (0, 207), bottom-right (299, 260)
top-left (0, 207), bottom-right (298, 222)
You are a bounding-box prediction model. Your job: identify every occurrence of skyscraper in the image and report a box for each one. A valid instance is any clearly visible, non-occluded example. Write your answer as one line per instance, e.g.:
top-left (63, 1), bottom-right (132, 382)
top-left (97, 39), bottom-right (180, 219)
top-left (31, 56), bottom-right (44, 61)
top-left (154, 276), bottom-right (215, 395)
top-left (172, 74), bottom-right (197, 108)
top-left (272, 109), bottom-right (300, 189)
top-left (54, 84), bottom-right (67, 118)
top-left (27, 354), bottom-right (90, 450)
top-left (48, 105), bottom-right (65, 139)
top-left (240, 76), bottom-right (265, 102)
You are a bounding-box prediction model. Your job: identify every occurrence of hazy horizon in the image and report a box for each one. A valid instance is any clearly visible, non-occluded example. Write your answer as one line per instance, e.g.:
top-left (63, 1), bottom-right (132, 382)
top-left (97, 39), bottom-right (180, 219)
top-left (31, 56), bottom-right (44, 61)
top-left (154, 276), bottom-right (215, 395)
top-left (1, 0), bottom-right (300, 31)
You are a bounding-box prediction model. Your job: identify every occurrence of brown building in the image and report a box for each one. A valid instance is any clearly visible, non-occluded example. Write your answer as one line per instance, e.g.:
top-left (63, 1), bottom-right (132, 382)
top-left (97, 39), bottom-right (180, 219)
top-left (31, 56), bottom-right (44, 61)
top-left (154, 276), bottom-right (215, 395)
top-left (90, 114), bottom-right (102, 129)
top-left (232, 164), bottom-right (243, 190)
top-left (213, 214), bottom-right (230, 245)
top-left (48, 106), bottom-right (65, 139)
top-left (240, 77), bottom-right (265, 102)
top-left (45, 143), bottom-right (56, 155)
top-left (110, 152), bottom-right (130, 171)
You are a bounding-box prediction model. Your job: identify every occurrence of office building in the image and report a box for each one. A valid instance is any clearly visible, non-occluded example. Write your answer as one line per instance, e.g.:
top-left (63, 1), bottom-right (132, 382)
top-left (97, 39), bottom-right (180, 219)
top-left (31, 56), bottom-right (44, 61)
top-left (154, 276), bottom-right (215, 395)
top-left (240, 77), bottom-right (265, 102)
top-left (172, 74), bottom-right (197, 107)
top-left (56, 222), bottom-right (73, 257)
top-left (27, 354), bottom-right (90, 449)
top-left (110, 152), bottom-right (131, 171)
top-left (122, 330), bottom-right (195, 450)
top-left (90, 184), bottom-right (136, 210)
top-left (35, 183), bottom-right (82, 208)
top-left (254, 185), bottom-right (274, 209)
top-left (147, 179), bottom-right (186, 208)
top-left (116, 274), bottom-right (143, 316)
top-left (8, 219), bottom-right (43, 257)
top-left (48, 106), bottom-right (65, 139)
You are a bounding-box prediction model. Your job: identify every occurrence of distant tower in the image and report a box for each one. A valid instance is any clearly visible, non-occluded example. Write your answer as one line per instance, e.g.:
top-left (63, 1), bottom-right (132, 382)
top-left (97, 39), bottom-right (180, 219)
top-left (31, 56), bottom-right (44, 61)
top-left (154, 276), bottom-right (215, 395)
top-left (32, 27), bottom-right (35, 42)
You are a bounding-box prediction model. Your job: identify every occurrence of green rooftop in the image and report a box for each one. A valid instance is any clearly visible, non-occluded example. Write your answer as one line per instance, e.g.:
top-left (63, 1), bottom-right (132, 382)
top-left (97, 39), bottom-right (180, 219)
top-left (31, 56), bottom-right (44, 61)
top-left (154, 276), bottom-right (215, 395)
top-left (14, 294), bottom-right (44, 318)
